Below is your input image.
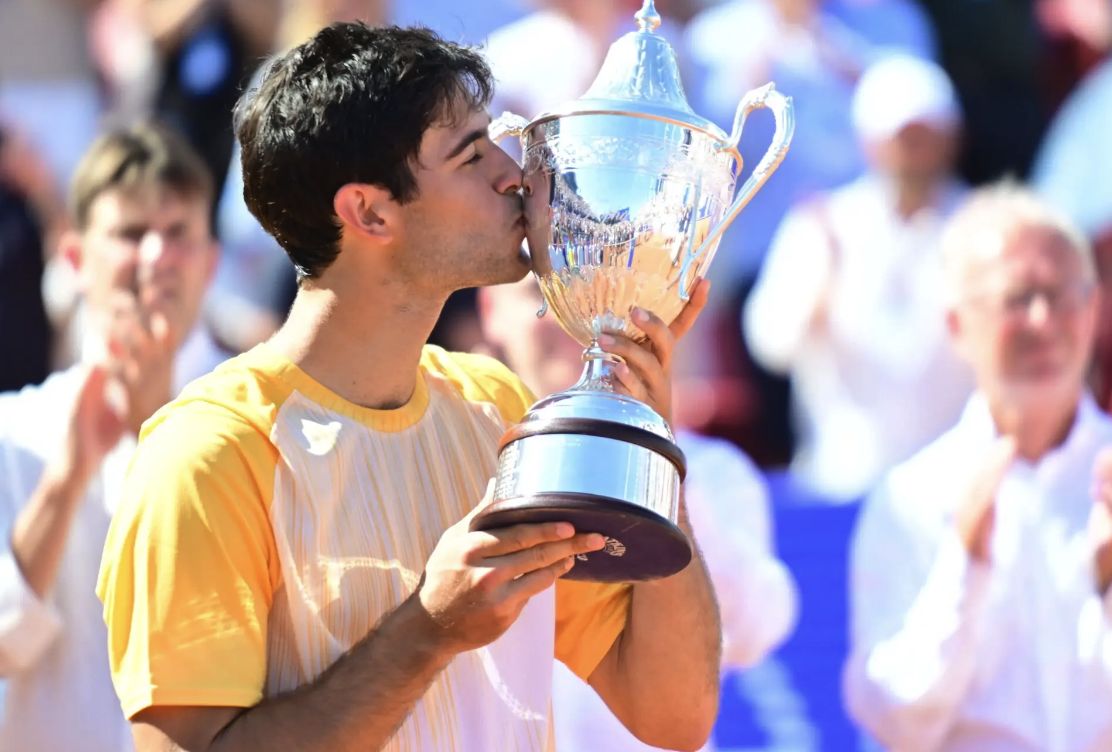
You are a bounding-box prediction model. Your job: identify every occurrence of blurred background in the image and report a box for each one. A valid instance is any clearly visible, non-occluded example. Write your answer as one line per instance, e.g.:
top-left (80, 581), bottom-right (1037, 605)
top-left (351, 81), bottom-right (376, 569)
top-left (3, 0), bottom-right (1111, 748)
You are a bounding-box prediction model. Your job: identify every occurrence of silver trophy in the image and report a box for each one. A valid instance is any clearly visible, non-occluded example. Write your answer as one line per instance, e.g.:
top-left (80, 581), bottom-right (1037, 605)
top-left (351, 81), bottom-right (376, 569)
top-left (473, 0), bottom-right (794, 581)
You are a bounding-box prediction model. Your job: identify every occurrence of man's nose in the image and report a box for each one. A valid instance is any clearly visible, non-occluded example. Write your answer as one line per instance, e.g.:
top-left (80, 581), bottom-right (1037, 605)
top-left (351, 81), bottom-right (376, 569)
top-left (1025, 293), bottom-right (1052, 329)
top-left (494, 147), bottom-right (524, 196)
top-left (138, 230), bottom-right (166, 267)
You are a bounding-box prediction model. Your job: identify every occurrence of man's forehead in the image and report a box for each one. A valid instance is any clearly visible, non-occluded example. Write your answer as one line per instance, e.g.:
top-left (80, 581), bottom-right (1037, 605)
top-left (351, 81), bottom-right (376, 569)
top-left (88, 185), bottom-right (209, 224)
top-left (420, 105), bottom-right (491, 160)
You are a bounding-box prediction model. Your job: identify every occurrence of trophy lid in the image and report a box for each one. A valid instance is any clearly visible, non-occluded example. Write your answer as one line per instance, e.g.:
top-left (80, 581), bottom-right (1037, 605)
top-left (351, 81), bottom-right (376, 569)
top-left (533, 0), bottom-right (726, 141)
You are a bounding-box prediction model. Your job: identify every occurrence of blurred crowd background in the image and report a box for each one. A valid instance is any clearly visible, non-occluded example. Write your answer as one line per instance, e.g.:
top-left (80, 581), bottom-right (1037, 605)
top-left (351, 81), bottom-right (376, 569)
top-left (3, 0), bottom-right (1112, 748)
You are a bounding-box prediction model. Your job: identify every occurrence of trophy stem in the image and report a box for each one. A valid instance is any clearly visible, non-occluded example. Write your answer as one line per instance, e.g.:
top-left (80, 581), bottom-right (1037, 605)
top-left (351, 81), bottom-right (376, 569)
top-left (573, 342), bottom-right (621, 392)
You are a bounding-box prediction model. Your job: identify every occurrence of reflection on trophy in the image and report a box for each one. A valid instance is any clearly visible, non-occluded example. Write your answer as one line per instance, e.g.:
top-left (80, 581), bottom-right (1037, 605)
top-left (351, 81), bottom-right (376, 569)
top-left (472, 0), bottom-right (795, 581)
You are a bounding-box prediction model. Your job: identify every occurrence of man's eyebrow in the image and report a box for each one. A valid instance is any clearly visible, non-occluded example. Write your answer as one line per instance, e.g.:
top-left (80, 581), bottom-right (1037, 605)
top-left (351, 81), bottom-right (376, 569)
top-left (444, 118), bottom-right (492, 161)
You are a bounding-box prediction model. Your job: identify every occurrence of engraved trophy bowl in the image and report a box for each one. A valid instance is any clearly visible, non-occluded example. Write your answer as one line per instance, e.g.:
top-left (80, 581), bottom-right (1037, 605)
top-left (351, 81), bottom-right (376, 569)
top-left (471, 0), bottom-right (795, 581)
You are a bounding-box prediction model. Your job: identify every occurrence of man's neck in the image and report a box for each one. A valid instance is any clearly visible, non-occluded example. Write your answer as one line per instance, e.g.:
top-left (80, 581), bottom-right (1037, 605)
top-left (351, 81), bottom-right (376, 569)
top-left (893, 177), bottom-right (940, 220)
top-left (988, 391), bottom-right (1081, 463)
top-left (270, 282), bottom-right (445, 411)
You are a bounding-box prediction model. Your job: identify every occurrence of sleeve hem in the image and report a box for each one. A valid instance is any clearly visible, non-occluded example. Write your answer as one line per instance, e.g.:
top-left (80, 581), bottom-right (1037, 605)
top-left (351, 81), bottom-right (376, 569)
top-left (120, 685), bottom-right (263, 719)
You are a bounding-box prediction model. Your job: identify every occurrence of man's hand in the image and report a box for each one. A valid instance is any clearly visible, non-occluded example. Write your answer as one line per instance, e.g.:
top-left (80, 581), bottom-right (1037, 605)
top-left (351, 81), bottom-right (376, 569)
top-left (955, 437), bottom-right (1016, 563)
top-left (597, 278), bottom-right (711, 424)
top-left (1090, 447), bottom-right (1112, 593)
top-left (416, 487), bottom-right (606, 656)
top-left (102, 292), bottom-right (176, 435)
top-left (55, 364), bottom-right (129, 488)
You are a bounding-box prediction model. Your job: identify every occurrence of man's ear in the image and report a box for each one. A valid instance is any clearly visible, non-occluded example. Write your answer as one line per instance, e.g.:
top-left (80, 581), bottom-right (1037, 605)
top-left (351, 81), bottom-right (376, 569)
top-left (946, 305), bottom-right (967, 356)
top-left (58, 229), bottom-right (86, 288)
top-left (333, 183), bottom-right (398, 244)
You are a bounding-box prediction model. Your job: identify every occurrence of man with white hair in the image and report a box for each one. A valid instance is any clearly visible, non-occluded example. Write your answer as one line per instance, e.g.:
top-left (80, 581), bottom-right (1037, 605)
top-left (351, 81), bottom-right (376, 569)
top-left (745, 53), bottom-right (973, 500)
top-left (845, 184), bottom-right (1112, 750)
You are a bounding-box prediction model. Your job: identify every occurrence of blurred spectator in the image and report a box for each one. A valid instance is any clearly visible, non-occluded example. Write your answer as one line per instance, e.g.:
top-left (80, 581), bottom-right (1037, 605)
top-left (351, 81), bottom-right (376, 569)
top-left (845, 184), bottom-right (1112, 750)
top-left (685, 0), bottom-right (934, 286)
top-left (683, 0), bottom-right (934, 467)
top-left (0, 124), bottom-right (221, 751)
top-left (93, 0), bottom-right (281, 206)
top-left (0, 127), bottom-right (52, 391)
top-left (477, 277), bottom-right (799, 752)
top-left (0, 0), bottom-right (102, 189)
top-left (1033, 57), bottom-right (1112, 408)
top-left (745, 55), bottom-right (972, 500)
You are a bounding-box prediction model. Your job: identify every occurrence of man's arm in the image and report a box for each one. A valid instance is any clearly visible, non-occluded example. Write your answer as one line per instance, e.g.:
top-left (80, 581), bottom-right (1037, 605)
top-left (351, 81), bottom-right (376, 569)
top-left (0, 365), bottom-right (128, 675)
top-left (129, 500), bottom-right (605, 752)
top-left (586, 499), bottom-right (721, 752)
top-left (589, 280), bottom-right (721, 750)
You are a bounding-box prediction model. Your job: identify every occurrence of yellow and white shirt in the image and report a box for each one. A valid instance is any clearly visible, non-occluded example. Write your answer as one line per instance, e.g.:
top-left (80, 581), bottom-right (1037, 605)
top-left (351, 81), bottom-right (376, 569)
top-left (97, 343), bottom-right (630, 751)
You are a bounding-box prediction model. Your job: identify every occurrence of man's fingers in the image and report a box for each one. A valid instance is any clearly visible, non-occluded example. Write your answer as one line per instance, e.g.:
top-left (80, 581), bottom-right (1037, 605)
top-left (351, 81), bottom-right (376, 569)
top-left (484, 533), bottom-right (604, 577)
top-left (631, 306), bottom-right (675, 370)
top-left (671, 277), bottom-right (711, 341)
top-left (503, 556), bottom-right (576, 601)
top-left (610, 361), bottom-right (648, 403)
top-left (598, 334), bottom-right (665, 396)
top-left (467, 520), bottom-right (577, 557)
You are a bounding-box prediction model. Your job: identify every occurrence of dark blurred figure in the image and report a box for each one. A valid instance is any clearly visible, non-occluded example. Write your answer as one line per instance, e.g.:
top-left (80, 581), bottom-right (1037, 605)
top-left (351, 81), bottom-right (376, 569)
top-left (0, 127), bottom-right (52, 391)
top-left (918, 0), bottom-right (1055, 183)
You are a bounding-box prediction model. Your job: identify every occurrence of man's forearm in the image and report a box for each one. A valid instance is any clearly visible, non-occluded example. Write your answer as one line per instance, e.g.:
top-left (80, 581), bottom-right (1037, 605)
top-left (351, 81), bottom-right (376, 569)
top-left (591, 499), bottom-right (722, 751)
top-left (147, 593), bottom-right (455, 752)
top-left (11, 468), bottom-right (89, 597)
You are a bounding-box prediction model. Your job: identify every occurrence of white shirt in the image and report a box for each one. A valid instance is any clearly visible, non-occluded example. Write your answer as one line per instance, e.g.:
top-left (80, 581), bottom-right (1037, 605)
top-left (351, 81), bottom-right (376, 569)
top-left (744, 175), bottom-right (973, 499)
top-left (0, 328), bottom-right (226, 751)
top-left (845, 393), bottom-right (1112, 752)
top-left (553, 432), bottom-right (798, 752)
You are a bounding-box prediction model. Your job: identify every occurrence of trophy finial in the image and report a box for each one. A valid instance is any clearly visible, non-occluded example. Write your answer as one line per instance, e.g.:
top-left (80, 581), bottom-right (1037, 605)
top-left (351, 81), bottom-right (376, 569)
top-left (634, 0), bottom-right (662, 32)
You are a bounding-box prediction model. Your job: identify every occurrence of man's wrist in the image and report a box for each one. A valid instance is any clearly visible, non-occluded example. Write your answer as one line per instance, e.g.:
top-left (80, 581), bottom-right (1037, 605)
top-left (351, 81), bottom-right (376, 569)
top-left (395, 590), bottom-right (460, 670)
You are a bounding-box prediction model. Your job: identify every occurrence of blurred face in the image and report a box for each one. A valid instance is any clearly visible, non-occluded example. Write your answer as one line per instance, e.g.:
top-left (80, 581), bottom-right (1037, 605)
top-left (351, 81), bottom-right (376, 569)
top-left (396, 102), bottom-right (530, 294)
top-left (949, 224), bottom-right (1097, 408)
top-left (74, 186), bottom-right (217, 350)
top-left (479, 277), bottom-right (583, 396)
top-left (870, 121), bottom-right (958, 186)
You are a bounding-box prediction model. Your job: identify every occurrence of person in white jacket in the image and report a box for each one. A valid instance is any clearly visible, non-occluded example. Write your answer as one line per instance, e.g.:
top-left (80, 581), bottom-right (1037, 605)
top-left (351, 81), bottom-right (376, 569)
top-left (0, 123), bottom-right (221, 751)
top-left (844, 183), bottom-right (1112, 751)
top-left (478, 277), bottom-right (799, 751)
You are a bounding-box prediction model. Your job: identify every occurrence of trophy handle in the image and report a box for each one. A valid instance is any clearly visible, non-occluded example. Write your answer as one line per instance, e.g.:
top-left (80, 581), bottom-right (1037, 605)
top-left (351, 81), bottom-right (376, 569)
top-left (678, 84), bottom-right (795, 301)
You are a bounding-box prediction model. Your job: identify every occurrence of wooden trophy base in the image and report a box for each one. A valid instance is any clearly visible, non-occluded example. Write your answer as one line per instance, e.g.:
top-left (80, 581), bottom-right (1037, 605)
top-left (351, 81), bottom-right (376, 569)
top-left (472, 492), bottom-right (692, 582)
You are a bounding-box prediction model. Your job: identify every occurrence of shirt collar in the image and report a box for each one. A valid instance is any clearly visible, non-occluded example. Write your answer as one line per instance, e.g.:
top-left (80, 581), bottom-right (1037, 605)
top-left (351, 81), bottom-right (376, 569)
top-left (957, 390), bottom-right (1103, 477)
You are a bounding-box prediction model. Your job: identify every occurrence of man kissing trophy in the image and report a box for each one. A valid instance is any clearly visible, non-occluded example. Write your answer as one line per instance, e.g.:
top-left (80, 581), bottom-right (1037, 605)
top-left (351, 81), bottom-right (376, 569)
top-left (476, 0), bottom-right (795, 581)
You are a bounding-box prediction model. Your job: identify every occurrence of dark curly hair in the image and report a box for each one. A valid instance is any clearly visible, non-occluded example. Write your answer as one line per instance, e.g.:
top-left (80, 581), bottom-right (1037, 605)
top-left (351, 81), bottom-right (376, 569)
top-left (235, 23), bottom-right (494, 278)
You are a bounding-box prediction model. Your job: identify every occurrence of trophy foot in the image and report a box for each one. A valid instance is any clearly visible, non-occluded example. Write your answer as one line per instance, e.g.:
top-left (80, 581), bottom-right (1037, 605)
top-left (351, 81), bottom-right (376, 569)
top-left (471, 492), bottom-right (692, 582)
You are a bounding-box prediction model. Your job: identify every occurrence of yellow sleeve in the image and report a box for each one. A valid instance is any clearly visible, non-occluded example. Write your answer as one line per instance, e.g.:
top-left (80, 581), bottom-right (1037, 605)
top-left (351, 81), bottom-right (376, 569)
top-left (554, 579), bottom-right (632, 680)
top-left (97, 401), bottom-right (280, 718)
